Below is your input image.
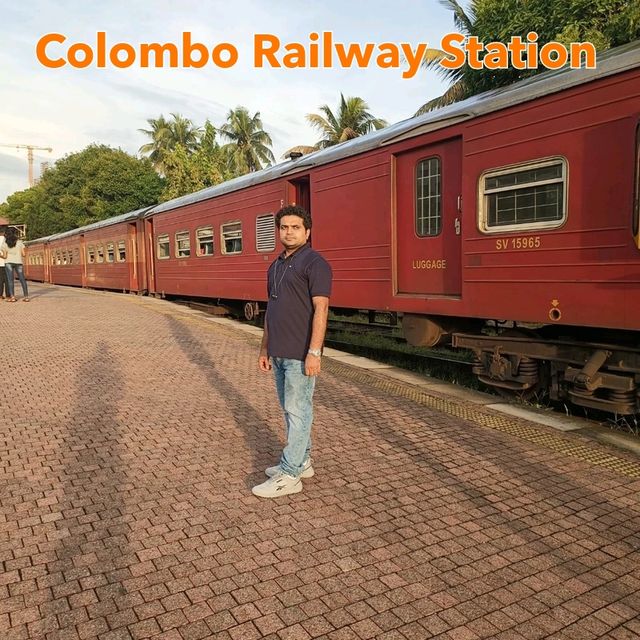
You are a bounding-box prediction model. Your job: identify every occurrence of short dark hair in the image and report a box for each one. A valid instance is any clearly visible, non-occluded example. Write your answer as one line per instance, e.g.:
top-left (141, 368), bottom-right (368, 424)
top-left (275, 205), bottom-right (312, 231)
top-left (5, 226), bottom-right (19, 248)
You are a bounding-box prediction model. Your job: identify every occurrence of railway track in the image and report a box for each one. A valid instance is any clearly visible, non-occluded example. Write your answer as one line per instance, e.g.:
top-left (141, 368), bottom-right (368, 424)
top-left (324, 337), bottom-right (474, 367)
top-left (325, 318), bottom-right (475, 373)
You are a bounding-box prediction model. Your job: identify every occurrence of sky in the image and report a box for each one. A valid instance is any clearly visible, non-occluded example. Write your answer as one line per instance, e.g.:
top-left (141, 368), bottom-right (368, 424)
top-left (0, 0), bottom-right (456, 203)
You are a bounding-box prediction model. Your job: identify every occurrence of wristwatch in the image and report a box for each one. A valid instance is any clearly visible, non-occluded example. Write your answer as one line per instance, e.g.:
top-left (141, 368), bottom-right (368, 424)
top-left (308, 348), bottom-right (322, 357)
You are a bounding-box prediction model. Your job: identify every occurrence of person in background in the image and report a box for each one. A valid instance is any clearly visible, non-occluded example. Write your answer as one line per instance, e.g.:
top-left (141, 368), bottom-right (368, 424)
top-left (252, 205), bottom-right (332, 498)
top-left (0, 227), bottom-right (29, 302)
top-left (0, 226), bottom-right (7, 300)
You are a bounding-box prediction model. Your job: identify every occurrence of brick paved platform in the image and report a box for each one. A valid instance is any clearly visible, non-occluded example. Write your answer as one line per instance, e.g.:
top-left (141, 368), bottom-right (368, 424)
top-left (1, 283), bottom-right (639, 640)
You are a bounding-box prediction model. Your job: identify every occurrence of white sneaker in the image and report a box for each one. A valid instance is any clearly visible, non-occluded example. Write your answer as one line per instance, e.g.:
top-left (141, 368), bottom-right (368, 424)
top-left (252, 473), bottom-right (302, 498)
top-left (265, 458), bottom-right (314, 479)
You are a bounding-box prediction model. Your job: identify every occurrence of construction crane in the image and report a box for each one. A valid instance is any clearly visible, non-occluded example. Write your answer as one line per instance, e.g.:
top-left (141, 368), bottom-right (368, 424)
top-left (0, 143), bottom-right (53, 187)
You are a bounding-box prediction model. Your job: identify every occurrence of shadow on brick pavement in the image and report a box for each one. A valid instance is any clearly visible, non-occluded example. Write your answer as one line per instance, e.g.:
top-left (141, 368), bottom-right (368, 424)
top-left (0, 282), bottom-right (639, 640)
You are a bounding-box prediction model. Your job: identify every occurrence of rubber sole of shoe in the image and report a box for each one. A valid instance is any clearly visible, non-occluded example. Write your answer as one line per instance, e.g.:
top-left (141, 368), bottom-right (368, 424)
top-left (251, 479), bottom-right (303, 498)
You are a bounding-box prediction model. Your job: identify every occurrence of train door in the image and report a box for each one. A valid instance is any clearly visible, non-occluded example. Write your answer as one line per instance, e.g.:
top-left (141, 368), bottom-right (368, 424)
top-left (395, 138), bottom-right (462, 295)
top-left (127, 223), bottom-right (138, 292)
top-left (287, 176), bottom-right (310, 212)
top-left (44, 245), bottom-right (51, 283)
top-left (286, 176), bottom-right (311, 243)
top-left (144, 218), bottom-right (156, 294)
top-left (80, 235), bottom-right (87, 287)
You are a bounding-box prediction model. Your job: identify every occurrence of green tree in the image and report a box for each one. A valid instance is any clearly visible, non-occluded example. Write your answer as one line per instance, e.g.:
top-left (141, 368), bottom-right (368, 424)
top-left (160, 122), bottom-right (230, 201)
top-left (139, 112), bottom-right (202, 174)
top-left (306, 94), bottom-right (388, 149)
top-left (218, 107), bottom-right (275, 175)
top-left (416, 0), bottom-right (640, 114)
top-left (0, 188), bottom-right (49, 240)
top-left (0, 145), bottom-right (163, 238)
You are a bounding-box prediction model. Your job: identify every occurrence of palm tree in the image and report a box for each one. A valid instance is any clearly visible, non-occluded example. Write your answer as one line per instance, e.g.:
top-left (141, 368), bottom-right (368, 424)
top-left (139, 113), bottom-right (202, 174)
top-left (168, 113), bottom-right (202, 154)
top-left (217, 107), bottom-right (275, 175)
top-left (138, 115), bottom-right (172, 172)
top-left (415, 0), bottom-right (639, 115)
top-left (306, 94), bottom-right (387, 149)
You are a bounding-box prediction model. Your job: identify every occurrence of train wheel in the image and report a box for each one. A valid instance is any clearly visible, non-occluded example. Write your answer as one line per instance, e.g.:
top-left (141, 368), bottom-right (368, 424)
top-left (474, 350), bottom-right (549, 405)
top-left (243, 301), bottom-right (259, 322)
top-left (495, 358), bottom-right (549, 404)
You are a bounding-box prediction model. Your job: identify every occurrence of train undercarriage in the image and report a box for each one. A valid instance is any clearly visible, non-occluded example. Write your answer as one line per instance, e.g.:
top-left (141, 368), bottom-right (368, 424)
top-left (403, 314), bottom-right (640, 416)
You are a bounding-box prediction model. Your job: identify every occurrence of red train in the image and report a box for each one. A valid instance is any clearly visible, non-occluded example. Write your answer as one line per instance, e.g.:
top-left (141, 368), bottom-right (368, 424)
top-left (26, 40), bottom-right (640, 415)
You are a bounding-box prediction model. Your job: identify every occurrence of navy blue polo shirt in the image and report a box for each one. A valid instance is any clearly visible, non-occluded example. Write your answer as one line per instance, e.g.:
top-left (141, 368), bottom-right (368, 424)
top-left (266, 243), bottom-right (332, 360)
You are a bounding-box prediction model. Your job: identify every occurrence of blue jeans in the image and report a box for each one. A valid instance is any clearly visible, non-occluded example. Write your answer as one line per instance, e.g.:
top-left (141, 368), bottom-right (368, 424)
top-left (5, 263), bottom-right (28, 298)
top-left (272, 357), bottom-right (316, 478)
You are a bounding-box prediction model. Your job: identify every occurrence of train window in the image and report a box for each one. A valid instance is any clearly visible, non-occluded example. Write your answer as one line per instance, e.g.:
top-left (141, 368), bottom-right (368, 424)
top-left (106, 242), bottom-right (115, 263)
top-left (176, 231), bottom-right (191, 258)
top-left (74, 248), bottom-right (80, 264)
top-left (157, 234), bottom-right (170, 259)
top-left (416, 157), bottom-right (441, 236)
top-left (221, 221), bottom-right (242, 254)
top-left (256, 215), bottom-right (276, 252)
top-left (56, 251), bottom-right (62, 266)
top-left (196, 227), bottom-right (214, 256)
top-left (117, 240), bottom-right (126, 262)
top-left (96, 245), bottom-right (104, 263)
top-left (62, 250), bottom-right (67, 265)
top-left (480, 158), bottom-right (566, 232)
top-left (87, 246), bottom-right (95, 264)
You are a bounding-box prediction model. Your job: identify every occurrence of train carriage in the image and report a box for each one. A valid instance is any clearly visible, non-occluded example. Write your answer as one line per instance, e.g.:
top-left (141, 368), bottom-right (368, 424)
top-left (28, 209), bottom-right (150, 293)
top-left (147, 170), bottom-right (286, 312)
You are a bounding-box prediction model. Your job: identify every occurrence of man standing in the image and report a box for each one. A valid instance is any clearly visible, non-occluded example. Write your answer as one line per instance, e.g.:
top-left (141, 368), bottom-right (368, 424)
top-left (252, 205), bottom-right (332, 498)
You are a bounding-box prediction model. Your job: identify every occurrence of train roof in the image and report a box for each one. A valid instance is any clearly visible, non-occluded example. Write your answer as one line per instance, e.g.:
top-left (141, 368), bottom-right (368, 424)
top-left (40, 207), bottom-right (150, 243)
top-left (148, 38), bottom-right (640, 217)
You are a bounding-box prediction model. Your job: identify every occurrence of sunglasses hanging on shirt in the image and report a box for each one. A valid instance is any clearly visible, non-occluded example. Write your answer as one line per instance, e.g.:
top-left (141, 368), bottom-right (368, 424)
top-left (270, 261), bottom-right (293, 299)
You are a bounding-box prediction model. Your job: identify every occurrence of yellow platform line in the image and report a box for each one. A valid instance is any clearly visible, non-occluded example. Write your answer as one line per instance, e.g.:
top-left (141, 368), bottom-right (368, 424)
top-left (323, 359), bottom-right (640, 479)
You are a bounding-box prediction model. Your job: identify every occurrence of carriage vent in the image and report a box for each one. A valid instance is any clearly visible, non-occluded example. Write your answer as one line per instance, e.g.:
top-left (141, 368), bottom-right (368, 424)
top-left (256, 214), bottom-right (276, 252)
